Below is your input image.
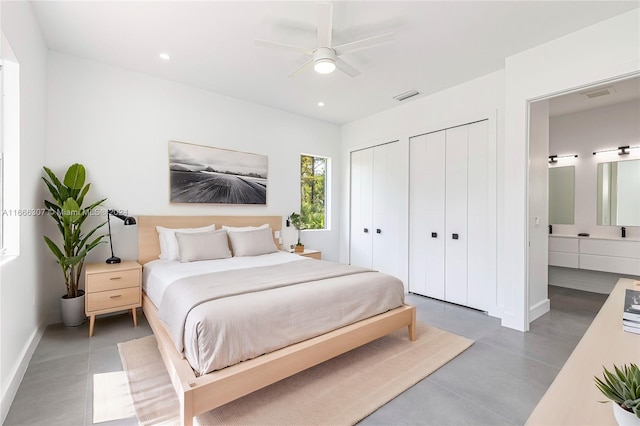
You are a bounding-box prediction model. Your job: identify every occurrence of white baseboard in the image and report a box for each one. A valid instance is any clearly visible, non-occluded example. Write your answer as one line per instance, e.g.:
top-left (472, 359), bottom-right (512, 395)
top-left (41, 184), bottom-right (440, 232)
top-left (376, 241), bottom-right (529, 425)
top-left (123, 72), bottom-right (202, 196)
top-left (529, 298), bottom-right (550, 322)
top-left (1, 324), bottom-right (45, 424)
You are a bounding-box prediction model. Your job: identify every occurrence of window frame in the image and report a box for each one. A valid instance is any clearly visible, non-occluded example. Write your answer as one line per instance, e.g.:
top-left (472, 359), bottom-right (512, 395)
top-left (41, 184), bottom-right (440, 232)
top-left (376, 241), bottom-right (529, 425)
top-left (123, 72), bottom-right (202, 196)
top-left (299, 153), bottom-right (330, 231)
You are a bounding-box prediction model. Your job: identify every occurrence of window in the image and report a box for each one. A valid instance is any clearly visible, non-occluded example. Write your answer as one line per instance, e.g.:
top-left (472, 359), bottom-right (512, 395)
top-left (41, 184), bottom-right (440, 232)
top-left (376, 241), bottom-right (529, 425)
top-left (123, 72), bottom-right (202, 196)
top-left (300, 154), bottom-right (329, 230)
top-left (1, 38), bottom-right (20, 258)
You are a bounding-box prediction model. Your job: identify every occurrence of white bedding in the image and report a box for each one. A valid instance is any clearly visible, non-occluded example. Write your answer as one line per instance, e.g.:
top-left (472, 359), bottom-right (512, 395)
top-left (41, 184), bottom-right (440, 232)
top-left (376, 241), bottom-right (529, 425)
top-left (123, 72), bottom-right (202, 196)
top-left (143, 251), bottom-right (308, 307)
top-left (143, 252), bottom-right (405, 375)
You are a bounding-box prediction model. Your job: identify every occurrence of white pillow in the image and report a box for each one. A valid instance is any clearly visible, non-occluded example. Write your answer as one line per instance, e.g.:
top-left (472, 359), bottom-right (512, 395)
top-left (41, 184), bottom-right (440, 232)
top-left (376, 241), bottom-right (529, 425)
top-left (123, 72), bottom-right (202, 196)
top-left (175, 229), bottom-right (231, 263)
top-left (156, 224), bottom-right (216, 261)
top-left (221, 223), bottom-right (269, 232)
top-left (227, 227), bottom-right (277, 257)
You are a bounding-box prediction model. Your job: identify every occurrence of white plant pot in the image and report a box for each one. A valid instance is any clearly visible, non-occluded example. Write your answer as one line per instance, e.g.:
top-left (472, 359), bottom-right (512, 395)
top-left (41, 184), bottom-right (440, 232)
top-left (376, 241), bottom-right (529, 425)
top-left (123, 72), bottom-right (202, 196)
top-left (613, 403), bottom-right (640, 426)
top-left (60, 291), bottom-right (86, 327)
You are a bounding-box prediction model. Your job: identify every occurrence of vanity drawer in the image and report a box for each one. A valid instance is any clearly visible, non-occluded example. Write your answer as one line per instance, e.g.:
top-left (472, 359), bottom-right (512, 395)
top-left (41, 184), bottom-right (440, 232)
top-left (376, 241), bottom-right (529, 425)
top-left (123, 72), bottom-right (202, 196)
top-left (549, 251), bottom-right (579, 268)
top-left (580, 254), bottom-right (640, 275)
top-left (549, 237), bottom-right (579, 254)
top-left (579, 239), bottom-right (640, 259)
top-left (86, 269), bottom-right (140, 292)
top-left (86, 287), bottom-right (140, 312)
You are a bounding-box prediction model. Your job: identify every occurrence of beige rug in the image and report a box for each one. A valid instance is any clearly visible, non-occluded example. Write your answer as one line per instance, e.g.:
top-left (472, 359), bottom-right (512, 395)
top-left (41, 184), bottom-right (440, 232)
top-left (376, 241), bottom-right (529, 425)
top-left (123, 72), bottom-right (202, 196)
top-left (92, 371), bottom-right (135, 423)
top-left (118, 322), bottom-right (472, 425)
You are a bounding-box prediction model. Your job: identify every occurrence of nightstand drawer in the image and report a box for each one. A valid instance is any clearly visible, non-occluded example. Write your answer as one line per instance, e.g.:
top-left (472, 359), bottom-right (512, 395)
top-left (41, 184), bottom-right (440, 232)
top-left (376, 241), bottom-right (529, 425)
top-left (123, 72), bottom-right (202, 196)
top-left (87, 269), bottom-right (139, 292)
top-left (87, 287), bottom-right (140, 312)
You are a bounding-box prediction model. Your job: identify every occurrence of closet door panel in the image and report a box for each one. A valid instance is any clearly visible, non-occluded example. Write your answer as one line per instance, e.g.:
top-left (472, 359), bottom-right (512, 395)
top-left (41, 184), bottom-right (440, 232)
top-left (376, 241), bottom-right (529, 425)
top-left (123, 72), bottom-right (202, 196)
top-left (445, 125), bottom-right (468, 305)
top-left (409, 135), bottom-right (428, 295)
top-left (425, 132), bottom-right (447, 299)
top-left (467, 120), bottom-right (490, 310)
top-left (372, 142), bottom-right (403, 279)
top-left (349, 149), bottom-right (373, 268)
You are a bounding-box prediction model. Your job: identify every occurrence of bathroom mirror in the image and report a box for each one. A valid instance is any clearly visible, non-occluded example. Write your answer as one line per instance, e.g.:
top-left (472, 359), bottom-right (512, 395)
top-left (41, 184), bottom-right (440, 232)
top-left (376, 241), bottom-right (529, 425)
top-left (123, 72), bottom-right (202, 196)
top-left (549, 165), bottom-right (575, 225)
top-left (597, 159), bottom-right (640, 226)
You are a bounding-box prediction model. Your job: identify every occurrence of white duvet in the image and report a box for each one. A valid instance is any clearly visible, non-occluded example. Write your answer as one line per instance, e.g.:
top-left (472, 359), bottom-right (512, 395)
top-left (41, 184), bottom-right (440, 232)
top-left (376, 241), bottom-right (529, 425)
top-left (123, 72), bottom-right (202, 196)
top-left (143, 252), bottom-right (405, 376)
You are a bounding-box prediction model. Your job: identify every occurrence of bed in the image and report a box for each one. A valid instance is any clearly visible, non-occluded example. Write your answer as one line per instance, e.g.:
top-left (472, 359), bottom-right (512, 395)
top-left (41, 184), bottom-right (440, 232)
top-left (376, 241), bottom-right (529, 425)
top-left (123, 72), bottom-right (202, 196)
top-left (138, 215), bottom-right (416, 426)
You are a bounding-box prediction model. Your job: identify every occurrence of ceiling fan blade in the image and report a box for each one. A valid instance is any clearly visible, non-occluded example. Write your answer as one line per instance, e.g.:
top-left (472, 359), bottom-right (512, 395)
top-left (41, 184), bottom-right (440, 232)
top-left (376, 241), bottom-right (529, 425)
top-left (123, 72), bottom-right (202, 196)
top-left (316, 2), bottom-right (333, 48)
top-left (255, 39), bottom-right (314, 56)
top-left (288, 58), bottom-right (314, 78)
top-left (334, 32), bottom-right (394, 55)
top-left (335, 57), bottom-right (361, 78)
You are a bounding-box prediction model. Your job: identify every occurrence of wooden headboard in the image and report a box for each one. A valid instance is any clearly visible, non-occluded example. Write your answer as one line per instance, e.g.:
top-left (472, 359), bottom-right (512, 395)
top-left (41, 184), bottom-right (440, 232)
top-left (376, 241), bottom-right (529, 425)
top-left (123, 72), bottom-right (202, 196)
top-left (137, 215), bottom-right (283, 265)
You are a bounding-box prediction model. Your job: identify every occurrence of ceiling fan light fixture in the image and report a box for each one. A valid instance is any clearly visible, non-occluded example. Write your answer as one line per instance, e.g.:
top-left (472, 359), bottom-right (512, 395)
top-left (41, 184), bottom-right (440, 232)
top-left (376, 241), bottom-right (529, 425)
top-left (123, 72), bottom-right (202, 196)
top-left (314, 58), bottom-right (336, 74)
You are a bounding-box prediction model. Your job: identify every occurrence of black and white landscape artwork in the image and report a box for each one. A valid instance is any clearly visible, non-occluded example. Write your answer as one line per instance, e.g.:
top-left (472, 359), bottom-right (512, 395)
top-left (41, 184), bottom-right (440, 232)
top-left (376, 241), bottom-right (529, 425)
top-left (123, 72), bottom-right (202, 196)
top-left (169, 141), bottom-right (268, 204)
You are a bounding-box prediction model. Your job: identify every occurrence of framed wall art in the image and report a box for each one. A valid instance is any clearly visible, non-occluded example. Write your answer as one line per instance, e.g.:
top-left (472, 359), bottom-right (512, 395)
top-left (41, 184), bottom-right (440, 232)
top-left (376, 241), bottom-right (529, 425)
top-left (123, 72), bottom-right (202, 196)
top-left (169, 140), bottom-right (268, 205)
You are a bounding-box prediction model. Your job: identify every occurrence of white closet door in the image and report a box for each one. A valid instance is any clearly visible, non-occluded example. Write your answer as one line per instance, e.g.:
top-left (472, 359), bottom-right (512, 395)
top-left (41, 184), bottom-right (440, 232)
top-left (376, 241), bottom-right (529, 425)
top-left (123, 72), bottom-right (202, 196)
top-left (409, 135), bottom-right (428, 295)
top-left (409, 132), bottom-right (445, 298)
top-left (350, 148), bottom-right (373, 268)
top-left (445, 125), bottom-right (468, 305)
top-left (467, 120), bottom-right (490, 310)
top-left (372, 142), bottom-right (403, 278)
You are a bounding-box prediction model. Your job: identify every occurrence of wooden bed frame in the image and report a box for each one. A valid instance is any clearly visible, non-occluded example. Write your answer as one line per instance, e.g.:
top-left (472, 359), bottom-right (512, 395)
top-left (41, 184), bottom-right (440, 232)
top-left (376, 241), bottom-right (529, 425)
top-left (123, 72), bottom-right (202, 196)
top-left (138, 215), bottom-right (416, 426)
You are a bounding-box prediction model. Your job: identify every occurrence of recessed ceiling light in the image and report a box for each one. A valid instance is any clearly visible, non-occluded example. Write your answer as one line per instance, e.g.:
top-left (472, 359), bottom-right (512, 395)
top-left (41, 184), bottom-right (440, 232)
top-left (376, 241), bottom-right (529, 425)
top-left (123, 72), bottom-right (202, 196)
top-left (159, 53), bottom-right (171, 61)
top-left (317, 102), bottom-right (325, 107)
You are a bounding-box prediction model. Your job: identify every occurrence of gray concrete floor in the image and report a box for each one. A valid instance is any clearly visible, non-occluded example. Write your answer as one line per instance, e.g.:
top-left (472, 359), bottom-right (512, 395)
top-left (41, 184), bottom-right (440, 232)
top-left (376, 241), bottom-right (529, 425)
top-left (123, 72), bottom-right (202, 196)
top-left (4, 285), bottom-right (606, 426)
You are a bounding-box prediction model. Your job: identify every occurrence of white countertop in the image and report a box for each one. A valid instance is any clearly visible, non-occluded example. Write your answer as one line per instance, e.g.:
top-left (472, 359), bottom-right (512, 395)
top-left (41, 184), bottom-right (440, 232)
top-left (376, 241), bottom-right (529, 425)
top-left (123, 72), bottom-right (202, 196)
top-left (549, 234), bottom-right (640, 242)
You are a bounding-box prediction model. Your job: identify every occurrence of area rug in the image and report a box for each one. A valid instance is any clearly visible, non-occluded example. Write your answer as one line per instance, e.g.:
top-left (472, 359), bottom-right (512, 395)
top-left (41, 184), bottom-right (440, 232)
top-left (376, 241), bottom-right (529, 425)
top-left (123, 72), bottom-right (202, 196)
top-left (118, 322), bottom-right (472, 425)
top-left (92, 371), bottom-right (135, 423)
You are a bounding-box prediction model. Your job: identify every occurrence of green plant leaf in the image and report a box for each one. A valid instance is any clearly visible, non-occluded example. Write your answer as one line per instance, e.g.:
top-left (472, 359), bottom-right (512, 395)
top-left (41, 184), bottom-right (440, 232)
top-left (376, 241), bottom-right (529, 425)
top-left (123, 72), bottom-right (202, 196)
top-left (61, 198), bottom-right (81, 224)
top-left (43, 236), bottom-right (64, 263)
top-left (77, 183), bottom-right (90, 208)
top-left (63, 163), bottom-right (86, 190)
top-left (42, 177), bottom-right (62, 204)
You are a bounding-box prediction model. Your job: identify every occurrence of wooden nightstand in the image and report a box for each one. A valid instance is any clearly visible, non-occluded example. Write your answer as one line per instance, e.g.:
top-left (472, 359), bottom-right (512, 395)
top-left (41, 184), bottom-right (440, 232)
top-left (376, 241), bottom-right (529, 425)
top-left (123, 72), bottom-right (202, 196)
top-left (85, 260), bottom-right (142, 337)
top-left (298, 249), bottom-right (321, 260)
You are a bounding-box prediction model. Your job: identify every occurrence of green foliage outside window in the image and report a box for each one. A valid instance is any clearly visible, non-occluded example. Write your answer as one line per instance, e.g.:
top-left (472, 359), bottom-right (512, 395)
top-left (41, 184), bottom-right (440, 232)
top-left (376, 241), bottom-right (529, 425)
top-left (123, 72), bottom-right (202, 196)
top-left (300, 155), bottom-right (327, 229)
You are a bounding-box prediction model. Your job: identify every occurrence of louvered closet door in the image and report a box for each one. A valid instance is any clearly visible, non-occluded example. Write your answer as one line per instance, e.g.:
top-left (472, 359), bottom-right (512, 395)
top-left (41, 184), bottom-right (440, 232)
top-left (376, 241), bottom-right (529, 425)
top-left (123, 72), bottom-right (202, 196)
top-left (350, 148), bottom-right (373, 268)
top-left (372, 142), bottom-right (403, 279)
top-left (444, 125), bottom-right (469, 305)
top-left (409, 132), bottom-right (445, 298)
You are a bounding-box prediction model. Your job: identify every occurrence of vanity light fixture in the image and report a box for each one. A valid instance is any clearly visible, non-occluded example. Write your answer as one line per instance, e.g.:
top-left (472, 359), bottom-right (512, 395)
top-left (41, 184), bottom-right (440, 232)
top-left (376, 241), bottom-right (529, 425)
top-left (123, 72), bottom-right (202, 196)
top-left (548, 154), bottom-right (578, 164)
top-left (592, 145), bottom-right (640, 156)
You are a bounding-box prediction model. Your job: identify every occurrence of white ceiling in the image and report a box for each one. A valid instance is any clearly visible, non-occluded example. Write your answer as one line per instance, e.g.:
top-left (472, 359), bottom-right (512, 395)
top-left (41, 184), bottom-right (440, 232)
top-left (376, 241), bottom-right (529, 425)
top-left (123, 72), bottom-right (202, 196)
top-left (549, 76), bottom-right (640, 117)
top-left (31, 1), bottom-right (640, 124)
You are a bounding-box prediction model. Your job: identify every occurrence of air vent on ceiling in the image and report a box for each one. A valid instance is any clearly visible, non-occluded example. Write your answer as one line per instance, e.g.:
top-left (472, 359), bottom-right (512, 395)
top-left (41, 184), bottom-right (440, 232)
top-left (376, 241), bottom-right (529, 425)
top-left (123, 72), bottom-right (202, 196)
top-left (581, 86), bottom-right (615, 99)
top-left (393, 89), bottom-right (421, 102)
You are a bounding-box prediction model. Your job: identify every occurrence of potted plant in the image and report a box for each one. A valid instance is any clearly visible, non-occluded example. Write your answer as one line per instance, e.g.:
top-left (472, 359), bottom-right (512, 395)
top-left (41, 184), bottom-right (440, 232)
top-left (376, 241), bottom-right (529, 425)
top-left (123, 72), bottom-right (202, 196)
top-left (595, 363), bottom-right (640, 425)
top-left (288, 212), bottom-right (305, 253)
top-left (42, 163), bottom-right (107, 326)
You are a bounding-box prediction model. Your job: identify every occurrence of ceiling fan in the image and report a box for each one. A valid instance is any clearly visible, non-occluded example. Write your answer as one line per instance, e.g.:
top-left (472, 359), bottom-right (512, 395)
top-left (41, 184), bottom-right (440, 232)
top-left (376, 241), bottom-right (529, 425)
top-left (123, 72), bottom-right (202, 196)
top-left (255, 2), bottom-right (394, 78)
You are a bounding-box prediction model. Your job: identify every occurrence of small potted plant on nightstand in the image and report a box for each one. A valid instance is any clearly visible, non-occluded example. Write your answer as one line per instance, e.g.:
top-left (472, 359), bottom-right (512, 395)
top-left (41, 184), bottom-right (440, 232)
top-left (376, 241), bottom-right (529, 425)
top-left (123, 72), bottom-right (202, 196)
top-left (594, 363), bottom-right (640, 425)
top-left (42, 163), bottom-right (107, 326)
top-left (288, 212), bottom-right (305, 253)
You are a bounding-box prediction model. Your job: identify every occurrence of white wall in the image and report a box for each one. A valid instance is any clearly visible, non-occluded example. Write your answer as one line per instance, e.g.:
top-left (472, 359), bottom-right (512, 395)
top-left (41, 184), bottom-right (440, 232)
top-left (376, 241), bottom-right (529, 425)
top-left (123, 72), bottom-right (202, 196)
top-left (0, 2), bottom-right (49, 422)
top-left (549, 99), bottom-right (640, 238)
top-left (340, 70), bottom-right (502, 315)
top-left (44, 51), bottom-right (341, 322)
top-left (504, 8), bottom-right (639, 330)
top-left (527, 100), bottom-right (550, 321)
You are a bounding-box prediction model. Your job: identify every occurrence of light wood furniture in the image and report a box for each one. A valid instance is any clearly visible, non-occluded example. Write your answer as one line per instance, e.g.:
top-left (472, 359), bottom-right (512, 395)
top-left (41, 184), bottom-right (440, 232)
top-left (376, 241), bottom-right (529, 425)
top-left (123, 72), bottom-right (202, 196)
top-left (298, 249), bottom-right (321, 259)
top-left (409, 121), bottom-right (494, 311)
top-left (85, 260), bottom-right (142, 337)
top-left (526, 278), bottom-right (640, 425)
top-left (138, 215), bottom-right (416, 426)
